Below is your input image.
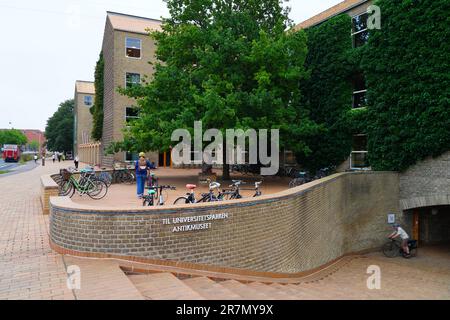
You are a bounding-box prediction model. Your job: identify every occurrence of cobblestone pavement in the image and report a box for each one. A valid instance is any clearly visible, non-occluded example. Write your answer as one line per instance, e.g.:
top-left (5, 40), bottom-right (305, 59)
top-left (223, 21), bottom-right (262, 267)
top-left (0, 161), bottom-right (449, 300)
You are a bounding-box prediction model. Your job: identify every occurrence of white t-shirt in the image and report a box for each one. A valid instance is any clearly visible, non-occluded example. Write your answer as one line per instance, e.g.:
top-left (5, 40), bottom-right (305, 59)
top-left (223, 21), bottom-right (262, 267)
top-left (396, 227), bottom-right (409, 240)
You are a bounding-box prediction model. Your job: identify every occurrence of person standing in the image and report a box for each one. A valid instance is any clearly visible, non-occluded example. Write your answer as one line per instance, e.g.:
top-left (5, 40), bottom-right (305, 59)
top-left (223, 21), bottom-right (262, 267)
top-left (34, 154), bottom-right (38, 164)
top-left (135, 152), bottom-right (151, 198)
top-left (57, 152), bottom-right (61, 162)
top-left (52, 153), bottom-right (56, 163)
top-left (74, 155), bottom-right (79, 170)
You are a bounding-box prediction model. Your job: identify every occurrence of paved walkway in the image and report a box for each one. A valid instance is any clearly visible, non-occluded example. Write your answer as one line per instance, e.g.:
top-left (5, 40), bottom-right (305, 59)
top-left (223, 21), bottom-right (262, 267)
top-left (0, 161), bottom-right (142, 300)
top-left (0, 161), bottom-right (448, 300)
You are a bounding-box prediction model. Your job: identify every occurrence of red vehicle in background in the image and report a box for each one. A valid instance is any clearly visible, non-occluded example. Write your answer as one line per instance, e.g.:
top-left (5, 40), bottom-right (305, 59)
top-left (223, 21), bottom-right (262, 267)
top-left (2, 144), bottom-right (21, 162)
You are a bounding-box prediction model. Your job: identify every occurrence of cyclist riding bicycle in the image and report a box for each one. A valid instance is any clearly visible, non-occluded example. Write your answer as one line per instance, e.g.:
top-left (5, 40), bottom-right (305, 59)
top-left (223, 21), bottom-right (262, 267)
top-left (388, 224), bottom-right (410, 256)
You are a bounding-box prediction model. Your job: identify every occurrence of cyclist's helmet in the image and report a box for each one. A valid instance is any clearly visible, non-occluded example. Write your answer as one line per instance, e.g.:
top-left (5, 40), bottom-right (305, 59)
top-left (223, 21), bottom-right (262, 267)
top-left (392, 223), bottom-right (400, 228)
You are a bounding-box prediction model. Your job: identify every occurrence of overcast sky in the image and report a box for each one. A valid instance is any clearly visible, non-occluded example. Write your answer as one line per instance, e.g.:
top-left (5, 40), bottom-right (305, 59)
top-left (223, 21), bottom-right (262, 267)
top-left (0, 0), bottom-right (342, 131)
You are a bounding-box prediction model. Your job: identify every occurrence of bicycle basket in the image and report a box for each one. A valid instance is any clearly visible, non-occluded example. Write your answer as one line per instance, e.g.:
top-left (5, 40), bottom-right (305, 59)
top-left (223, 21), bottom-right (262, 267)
top-left (60, 169), bottom-right (72, 181)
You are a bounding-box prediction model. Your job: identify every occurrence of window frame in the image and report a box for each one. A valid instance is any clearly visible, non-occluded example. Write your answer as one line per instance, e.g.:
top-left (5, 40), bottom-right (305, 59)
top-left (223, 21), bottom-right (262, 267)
top-left (125, 72), bottom-right (141, 89)
top-left (351, 11), bottom-right (369, 48)
top-left (125, 37), bottom-right (142, 59)
top-left (125, 106), bottom-right (140, 125)
top-left (125, 151), bottom-right (139, 163)
top-left (352, 89), bottom-right (368, 109)
top-left (84, 95), bottom-right (93, 107)
top-left (350, 134), bottom-right (370, 170)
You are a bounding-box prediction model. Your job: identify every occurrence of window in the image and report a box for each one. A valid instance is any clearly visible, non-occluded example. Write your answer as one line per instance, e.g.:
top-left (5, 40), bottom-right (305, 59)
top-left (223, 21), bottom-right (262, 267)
top-left (125, 107), bottom-right (139, 124)
top-left (352, 73), bottom-right (367, 109)
top-left (84, 95), bottom-right (93, 106)
top-left (126, 38), bottom-right (141, 58)
top-left (351, 12), bottom-right (369, 48)
top-left (125, 152), bottom-right (139, 162)
top-left (350, 134), bottom-right (370, 169)
top-left (126, 73), bottom-right (141, 88)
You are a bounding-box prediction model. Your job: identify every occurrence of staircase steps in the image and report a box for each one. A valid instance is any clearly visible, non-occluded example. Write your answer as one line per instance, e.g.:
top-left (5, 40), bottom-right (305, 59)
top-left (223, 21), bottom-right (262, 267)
top-left (182, 277), bottom-right (242, 300)
top-left (269, 283), bottom-right (312, 300)
top-left (220, 280), bottom-right (273, 300)
top-left (128, 273), bottom-right (205, 300)
top-left (246, 282), bottom-right (296, 300)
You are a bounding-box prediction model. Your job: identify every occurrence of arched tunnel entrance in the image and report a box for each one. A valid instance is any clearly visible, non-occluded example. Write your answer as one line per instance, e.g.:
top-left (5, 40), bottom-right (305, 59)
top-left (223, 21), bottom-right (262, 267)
top-left (404, 205), bottom-right (450, 246)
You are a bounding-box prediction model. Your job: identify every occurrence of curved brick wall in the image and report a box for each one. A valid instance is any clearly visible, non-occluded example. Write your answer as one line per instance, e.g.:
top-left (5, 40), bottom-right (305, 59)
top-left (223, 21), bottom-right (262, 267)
top-left (49, 172), bottom-right (399, 274)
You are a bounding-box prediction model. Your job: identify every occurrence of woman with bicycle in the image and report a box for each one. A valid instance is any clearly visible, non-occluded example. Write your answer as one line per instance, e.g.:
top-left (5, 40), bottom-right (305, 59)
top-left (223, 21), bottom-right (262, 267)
top-left (135, 152), bottom-right (152, 199)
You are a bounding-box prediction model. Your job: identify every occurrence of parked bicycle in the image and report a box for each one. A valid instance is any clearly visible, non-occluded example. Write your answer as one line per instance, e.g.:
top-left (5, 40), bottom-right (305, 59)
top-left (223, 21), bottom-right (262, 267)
top-left (58, 168), bottom-right (108, 199)
top-left (288, 171), bottom-right (312, 188)
top-left (218, 180), bottom-right (263, 200)
top-left (382, 238), bottom-right (418, 258)
top-left (97, 167), bottom-right (113, 187)
top-left (143, 185), bottom-right (176, 206)
top-left (219, 180), bottom-right (244, 200)
top-left (112, 161), bottom-right (135, 184)
top-left (173, 180), bottom-right (222, 204)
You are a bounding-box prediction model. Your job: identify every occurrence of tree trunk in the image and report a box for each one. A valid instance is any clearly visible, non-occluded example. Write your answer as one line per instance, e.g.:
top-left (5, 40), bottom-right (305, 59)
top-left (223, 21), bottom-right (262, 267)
top-left (222, 147), bottom-right (230, 180)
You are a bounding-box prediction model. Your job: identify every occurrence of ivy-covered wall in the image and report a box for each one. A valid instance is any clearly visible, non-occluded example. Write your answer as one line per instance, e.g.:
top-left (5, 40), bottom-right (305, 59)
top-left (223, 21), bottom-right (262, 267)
top-left (362, 0), bottom-right (450, 171)
top-left (91, 52), bottom-right (104, 141)
top-left (297, 14), bottom-right (362, 171)
top-left (299, 0), bottom-right (449, 172)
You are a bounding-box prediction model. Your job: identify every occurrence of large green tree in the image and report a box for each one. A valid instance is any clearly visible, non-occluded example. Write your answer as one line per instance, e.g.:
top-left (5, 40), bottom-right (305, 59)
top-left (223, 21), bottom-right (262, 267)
top-left (45, 99), bottom-right (74, 152)
top-left (0, 129), bottom-right (28, 146)
top-left (114, 0), bottom-right (320, 178)
top-left (362, 0), bottom-right (450, 171)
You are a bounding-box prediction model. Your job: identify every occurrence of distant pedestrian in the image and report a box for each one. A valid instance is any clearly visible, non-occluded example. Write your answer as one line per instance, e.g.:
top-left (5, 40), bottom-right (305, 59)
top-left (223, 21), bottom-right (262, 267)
top-left (57, 153), bottom-right (61, 162)
top-left (74, 155), bottom-right (79, 170)
top-left (52, 154), bottom-right (55, 163)
top-left (34, 154), bottom-right (38, 164)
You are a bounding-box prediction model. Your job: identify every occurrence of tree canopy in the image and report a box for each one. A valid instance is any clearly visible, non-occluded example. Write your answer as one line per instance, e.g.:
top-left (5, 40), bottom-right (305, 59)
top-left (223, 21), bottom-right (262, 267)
top-left (0, 129), bottom-right (28, 146)
top-left (45, 99), bottom-right (74, 152)
top-left (112, 0), bottom-right (320, 177)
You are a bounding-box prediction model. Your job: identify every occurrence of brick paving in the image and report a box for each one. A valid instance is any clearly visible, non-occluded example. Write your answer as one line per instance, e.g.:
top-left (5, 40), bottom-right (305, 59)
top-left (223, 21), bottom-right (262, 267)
top-left (0, 161), bottom-right (449, 300)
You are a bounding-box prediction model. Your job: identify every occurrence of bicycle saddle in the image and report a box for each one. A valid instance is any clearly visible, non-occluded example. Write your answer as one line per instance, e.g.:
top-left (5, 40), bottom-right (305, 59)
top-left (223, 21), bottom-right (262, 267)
top-left (209, 182), bottom-right (221, 190)
top-left (186, 184), bottom-right (197, 190)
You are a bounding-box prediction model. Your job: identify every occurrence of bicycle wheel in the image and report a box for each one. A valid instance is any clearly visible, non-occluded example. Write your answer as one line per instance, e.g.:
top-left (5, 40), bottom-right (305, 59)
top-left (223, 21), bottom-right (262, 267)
top-left (88, 180), bottom-right (108, 200)
top-left (59, 181), bottom-right (73, 196)
top-left (143, 196), bottom-right (154, 206)
top-left (173, 197), bottom-right (190, 205)
top-left (382, 241), bottom-right (399, 258)
top-left (122, 171), bottom-right (134, 184)
top-left (99, 172), bottom-right (112, 187)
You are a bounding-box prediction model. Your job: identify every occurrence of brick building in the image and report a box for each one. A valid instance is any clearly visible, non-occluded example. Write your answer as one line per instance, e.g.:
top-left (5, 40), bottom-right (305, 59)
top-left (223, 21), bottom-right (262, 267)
top-left (296, 0), bottom-right (450, 245)
top-left (99, 11), bottom-right (161, 167)
top-left (21, 129), bottom-right (46, 153)
top-left (73, 80), bottom-right (99, 164)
